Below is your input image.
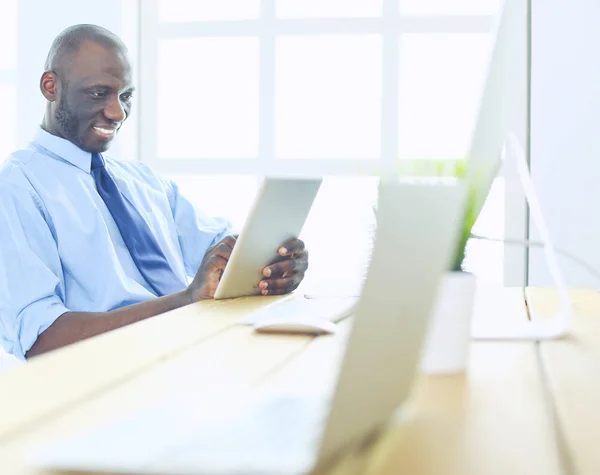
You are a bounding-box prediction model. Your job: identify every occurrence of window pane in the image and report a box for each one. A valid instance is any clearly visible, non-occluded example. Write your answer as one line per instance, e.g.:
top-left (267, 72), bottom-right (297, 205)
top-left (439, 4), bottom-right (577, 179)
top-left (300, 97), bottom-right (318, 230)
top-left (0, 84), bottom-right (17, 162)
top-left (157, 38), bottom-right (259, 159)
top-left (0, 0), bottom-right (17, 70)
top-left (299, 176), bottom-right (378, 293)
top-left (463, 177), bottom-right (504, 285)
top-left (276, 35), bottom-right (382, 159)
top-left (276, 0), bottom-right (382, 18)
top-left (399, 0), bottom-right (501, 15)
top-left (158, 0), bottom-right (260, 22)
top-left (167, 175), bottom-right (259, 231)
top-left (398, 33), bottom-right (493, 160)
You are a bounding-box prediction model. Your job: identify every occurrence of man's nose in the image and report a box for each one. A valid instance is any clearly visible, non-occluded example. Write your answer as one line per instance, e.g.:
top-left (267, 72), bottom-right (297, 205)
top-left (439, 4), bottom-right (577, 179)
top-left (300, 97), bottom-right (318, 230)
top-left (104, 96), bottom-right (126, 123)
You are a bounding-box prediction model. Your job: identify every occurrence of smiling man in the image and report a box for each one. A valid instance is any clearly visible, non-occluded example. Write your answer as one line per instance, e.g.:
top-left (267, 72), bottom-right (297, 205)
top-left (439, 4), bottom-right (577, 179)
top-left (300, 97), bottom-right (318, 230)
top-left (0, 24), bottom-right (309, 361)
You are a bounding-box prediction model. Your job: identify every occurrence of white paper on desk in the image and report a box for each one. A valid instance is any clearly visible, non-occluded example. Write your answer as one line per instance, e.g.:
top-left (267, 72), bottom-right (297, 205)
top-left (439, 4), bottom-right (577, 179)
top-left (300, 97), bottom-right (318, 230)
top-left (238, 296), bottom-right (358, 326)
top-left (237, 297), bottom-right (292, 326)
top-left (472, 134), bottom-right (572, 341)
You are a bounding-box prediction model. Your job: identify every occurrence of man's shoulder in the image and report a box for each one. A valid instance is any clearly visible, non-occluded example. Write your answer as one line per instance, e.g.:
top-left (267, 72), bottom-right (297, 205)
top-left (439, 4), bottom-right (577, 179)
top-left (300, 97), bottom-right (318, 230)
top-left (0, 146), bottom-right (60, 215)
top-left (0, 164), bottom-right (44, 217)
top-left (0, 147), bottom-right (40, 190)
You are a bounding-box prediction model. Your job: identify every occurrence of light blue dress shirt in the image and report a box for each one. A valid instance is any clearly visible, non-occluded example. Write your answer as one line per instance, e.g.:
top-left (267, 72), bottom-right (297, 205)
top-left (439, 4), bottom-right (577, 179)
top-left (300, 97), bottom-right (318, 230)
top-left (0, 128), bottom-right (232, 359)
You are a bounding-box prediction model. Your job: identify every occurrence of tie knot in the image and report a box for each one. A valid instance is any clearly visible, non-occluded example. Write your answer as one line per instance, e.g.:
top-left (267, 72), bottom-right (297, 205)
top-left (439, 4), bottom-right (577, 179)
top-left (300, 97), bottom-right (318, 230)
top-left (91, 153), bottom-right (105, 171)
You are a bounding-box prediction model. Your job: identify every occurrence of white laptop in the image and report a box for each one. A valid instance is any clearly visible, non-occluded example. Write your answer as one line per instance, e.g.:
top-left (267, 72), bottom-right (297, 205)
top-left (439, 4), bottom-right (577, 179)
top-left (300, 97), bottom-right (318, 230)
top-left (33, 178), bottom-right (466, 475)
top-left (214, 176), bottom-right (322, 300)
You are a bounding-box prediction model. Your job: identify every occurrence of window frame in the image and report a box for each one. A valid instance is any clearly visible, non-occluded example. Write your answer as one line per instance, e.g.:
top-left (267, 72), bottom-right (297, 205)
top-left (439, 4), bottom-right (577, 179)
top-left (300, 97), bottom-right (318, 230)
top-left (138, 0), bottom-right (529, 285)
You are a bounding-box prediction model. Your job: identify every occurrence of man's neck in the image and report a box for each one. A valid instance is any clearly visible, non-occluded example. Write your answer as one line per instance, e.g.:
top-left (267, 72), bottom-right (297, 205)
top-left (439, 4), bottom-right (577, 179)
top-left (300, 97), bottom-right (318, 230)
top-left (40, 115), bottom-right (63, 140)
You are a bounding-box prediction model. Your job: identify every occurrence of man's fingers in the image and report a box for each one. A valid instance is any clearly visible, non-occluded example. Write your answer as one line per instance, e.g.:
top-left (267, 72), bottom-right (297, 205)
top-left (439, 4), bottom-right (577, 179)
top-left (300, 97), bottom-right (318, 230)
top-left (278, 238), bottom-right (305, 257)
top-left (259, 274), bottom-right (302, 295)
top-left (211, 241), bottom-right (235, 260)
top-left (263, 259), bottom-right (296, 278)
top-left (259, 284), bottom-right (301, 296)
top-left (220, 235), bottom-right (238, 249)
top-left (260, 287), bottom-right (292, 296)
top-left (202, 255), bottom-right (229, 294)
top-left (188, 235), bottom-right (238, 301)
top-left (204, 235), bottom-right (237, 261)
top-left (207, 255), bottom-right (228, 272)
top-left (264, 250), bottom-right (308, 277)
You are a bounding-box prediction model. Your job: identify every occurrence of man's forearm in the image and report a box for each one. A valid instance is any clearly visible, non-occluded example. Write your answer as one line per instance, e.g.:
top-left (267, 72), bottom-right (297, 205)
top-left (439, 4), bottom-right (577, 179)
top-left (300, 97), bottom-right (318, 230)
top-left (26, 290), bottom-right (193, 358)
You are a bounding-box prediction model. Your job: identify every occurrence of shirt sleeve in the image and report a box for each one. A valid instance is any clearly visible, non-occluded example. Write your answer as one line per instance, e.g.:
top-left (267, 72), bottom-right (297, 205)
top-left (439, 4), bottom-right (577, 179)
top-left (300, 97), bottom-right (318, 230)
top-left (165, 180), bottom-right (235, 277)
top-left (0, 183), bottom-right (70, 360)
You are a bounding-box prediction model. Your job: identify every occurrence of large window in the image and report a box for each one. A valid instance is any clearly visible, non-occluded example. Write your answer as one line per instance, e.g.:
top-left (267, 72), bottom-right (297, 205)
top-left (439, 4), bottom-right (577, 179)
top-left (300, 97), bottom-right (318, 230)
top-left (0, 0), bottom-right (17, 162)
top-left (142, 0), bottom-right (512, 285)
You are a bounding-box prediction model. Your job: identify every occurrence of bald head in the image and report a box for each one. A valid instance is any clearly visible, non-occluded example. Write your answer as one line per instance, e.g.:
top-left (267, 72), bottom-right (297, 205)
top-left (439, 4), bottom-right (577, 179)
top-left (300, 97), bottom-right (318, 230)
top-left (44, 24), bottom-right (127, 76)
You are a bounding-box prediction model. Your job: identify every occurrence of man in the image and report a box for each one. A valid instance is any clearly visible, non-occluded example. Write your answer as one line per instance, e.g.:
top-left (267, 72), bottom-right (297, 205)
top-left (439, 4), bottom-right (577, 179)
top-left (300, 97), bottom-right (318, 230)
top-left (0, 24), bottom-right (309, 360)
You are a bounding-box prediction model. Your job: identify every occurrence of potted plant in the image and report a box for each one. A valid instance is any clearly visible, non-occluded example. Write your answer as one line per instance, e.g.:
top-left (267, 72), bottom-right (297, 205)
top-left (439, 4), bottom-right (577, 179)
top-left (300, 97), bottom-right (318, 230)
top-left (371, 160), bottom-right (491, 373)
top-left (420, 160), bottom-right (490, 374)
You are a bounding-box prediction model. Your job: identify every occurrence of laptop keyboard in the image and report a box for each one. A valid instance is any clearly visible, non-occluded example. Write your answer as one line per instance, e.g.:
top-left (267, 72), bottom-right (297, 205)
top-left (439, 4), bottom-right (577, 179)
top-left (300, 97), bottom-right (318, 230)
top-left (34, 393), bottom-right (330, 475)
top-left (159, 394), bottom-right (330, 472)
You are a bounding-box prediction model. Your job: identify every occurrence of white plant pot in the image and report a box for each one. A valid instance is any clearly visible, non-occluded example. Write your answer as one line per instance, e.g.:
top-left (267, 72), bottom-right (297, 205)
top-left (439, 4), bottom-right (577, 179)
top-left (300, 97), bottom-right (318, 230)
top-left (420, 271), bottom-right (477, 374)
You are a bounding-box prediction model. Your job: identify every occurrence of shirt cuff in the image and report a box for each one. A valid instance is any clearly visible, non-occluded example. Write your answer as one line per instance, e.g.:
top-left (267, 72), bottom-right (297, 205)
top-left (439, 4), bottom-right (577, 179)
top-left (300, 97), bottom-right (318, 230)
top-left (16, 297), bottom-right (70, 360)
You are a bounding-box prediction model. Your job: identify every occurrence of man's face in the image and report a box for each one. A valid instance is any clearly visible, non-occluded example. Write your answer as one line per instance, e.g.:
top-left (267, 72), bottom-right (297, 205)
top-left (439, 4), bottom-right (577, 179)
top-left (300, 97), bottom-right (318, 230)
top-left (50, 41), bottom-right (134, 153)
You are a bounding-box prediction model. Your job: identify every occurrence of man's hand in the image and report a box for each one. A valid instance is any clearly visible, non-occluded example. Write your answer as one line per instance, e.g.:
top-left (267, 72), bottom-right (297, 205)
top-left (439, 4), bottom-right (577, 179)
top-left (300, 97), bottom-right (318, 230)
top-left (186, 235), bottom-right (237, 301)
top-left (260, 238), bottom-right (309, 296)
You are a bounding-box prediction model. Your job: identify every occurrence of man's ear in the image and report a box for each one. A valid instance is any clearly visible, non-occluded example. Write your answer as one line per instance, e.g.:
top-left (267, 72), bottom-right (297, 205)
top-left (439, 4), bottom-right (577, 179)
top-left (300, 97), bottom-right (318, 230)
top-left (40, 71), bottom-right (60, 101)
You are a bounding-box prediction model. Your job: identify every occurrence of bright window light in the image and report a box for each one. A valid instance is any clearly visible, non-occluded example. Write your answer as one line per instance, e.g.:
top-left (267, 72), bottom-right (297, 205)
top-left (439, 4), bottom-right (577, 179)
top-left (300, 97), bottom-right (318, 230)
top-left (0, 0), bottom-right (17, 71)
top-left (399, 0), bottom-right (502, 16)
top-left (157, 38), bottom-right (260, 159)
top-left (167, 175), bottom-right (259, 231)
top-left (144, 0), bottom-right (515, 285)
top-left (275, 35), bottom-right (382, 159)
top-left (158, 0), bottom-right (260, 22)
top-left (0, 84), bottom-right (17, 162)
top-left (276, 0), bottom-right (382, 19)
top-left (398, 33), bottom-right (493, 160)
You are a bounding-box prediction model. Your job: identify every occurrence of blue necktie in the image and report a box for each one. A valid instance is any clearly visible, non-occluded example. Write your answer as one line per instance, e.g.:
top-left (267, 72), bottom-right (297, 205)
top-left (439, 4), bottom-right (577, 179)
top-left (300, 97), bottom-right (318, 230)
top-left (91, 153), bottom-right (186, 296)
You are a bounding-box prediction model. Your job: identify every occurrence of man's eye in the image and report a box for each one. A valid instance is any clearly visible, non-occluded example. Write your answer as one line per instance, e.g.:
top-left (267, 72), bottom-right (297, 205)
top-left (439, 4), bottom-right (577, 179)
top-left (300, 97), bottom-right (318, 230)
top-left (120, 93), bottom-right (133, 101)
top-left (89, 91), bottom-right (106, 99)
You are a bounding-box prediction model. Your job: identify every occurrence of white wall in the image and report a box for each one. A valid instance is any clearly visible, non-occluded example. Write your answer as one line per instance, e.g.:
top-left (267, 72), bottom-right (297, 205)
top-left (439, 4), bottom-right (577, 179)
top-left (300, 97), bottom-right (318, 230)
top-left (529, 0), bottom-right (600, 286)
top-left (16, 0), bottom-right (138, 159)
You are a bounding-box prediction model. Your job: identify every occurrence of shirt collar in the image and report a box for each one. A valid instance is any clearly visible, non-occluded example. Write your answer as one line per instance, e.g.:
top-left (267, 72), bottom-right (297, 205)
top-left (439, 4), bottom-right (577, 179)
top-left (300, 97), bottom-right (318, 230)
top-left (32, 126), bottom-right (93, 173)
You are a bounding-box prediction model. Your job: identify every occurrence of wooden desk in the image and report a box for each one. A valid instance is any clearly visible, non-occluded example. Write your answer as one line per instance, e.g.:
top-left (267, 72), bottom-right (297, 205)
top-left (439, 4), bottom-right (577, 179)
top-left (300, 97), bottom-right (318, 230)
top-left (526, 288), bottom-right (600, 475)
top-left (0, 287), bottom-right (588, 475)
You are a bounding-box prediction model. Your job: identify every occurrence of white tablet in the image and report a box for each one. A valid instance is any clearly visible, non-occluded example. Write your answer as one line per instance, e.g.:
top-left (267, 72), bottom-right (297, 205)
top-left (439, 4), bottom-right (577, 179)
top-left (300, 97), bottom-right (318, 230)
top-left (213, 176), bottom-right (322, 300)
